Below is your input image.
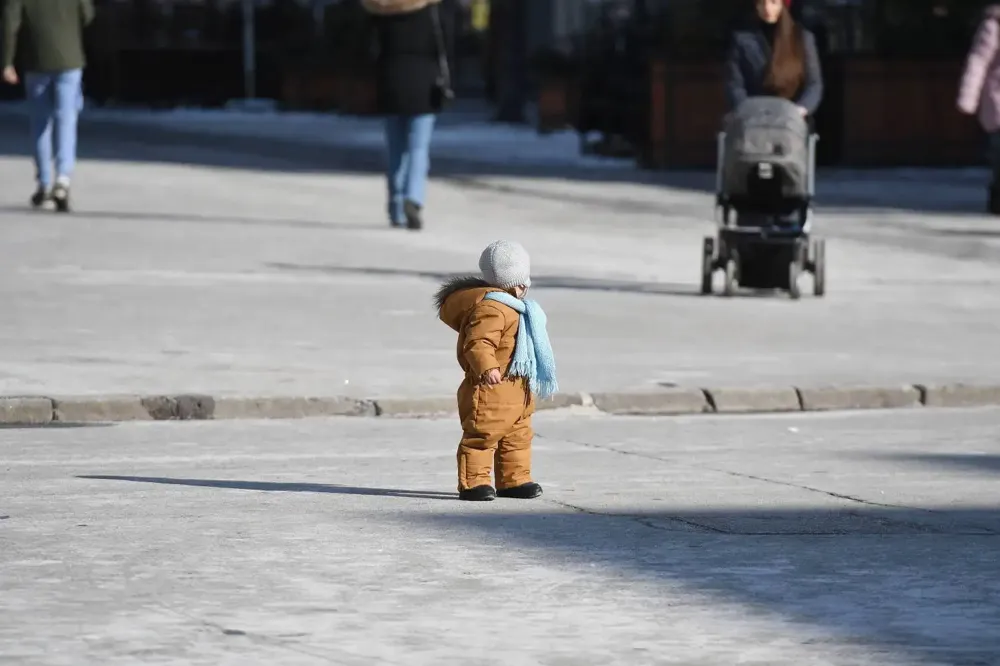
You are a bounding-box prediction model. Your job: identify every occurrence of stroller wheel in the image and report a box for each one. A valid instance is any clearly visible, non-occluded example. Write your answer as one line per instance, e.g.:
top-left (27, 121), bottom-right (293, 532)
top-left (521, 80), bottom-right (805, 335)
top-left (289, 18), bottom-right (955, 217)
top-left (700, 237), bottom-right (715, 295)
top-left (812, 239), bottom-right (826, 297)
top-left (723, 258), bottom-right (738, 297)
top-left (788, 259), bottom-right (802, 300)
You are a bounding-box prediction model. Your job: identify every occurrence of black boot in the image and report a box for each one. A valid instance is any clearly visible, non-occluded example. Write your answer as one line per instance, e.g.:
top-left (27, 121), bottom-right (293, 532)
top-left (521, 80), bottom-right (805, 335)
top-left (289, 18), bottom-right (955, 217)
top-left (459, 485), bottom-right (496, 502)
top-left (497, 482), bottom-right (543, 499)
top-left (31, 185), bottom-right (52, 208)
top-left (30, 185), bottom-right (49, 209)
top-left (404, 199), bottom-right (423, 230)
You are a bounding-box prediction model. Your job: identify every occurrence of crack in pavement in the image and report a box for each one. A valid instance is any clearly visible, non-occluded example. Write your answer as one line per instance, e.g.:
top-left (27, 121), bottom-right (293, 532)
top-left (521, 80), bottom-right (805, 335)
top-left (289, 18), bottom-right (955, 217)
top-left (537, 432), bottom-right (930, 511)
top-left (543, 492), bottom-right (997, 537)
top-left (536, 432), bottom-right (1000, 536)
top-left (147, 601), bottom-right (382, 665)
top-left (89, 546), bottom-right (349, 664)
top-left (544, 497), bottom-right (730, 534)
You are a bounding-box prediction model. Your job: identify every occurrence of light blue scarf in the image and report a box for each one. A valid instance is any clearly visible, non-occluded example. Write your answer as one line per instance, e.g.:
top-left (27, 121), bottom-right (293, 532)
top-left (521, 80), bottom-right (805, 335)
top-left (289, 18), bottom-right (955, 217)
top-left (483, 292), bottom-right (558, 399)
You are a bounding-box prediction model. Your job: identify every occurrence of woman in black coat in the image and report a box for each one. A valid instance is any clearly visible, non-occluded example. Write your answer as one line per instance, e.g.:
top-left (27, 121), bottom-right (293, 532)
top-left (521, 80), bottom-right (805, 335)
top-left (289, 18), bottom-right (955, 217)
top-left (363, 0), bottom-right (454, 230)
top-left (725, 0), bottom-right (823, 117)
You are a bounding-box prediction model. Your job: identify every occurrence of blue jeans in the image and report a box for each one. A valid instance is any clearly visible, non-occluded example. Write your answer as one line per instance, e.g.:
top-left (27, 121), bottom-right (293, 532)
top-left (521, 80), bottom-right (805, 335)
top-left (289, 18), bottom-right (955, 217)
top-left (24, 69), bottom-right (83, 188)
top-left (384, 114), bottom-right (436, 225)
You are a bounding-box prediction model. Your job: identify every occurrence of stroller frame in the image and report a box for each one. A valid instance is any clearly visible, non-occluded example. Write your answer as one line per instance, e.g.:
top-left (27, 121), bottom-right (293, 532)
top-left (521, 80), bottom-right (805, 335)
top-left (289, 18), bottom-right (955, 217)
top-left (701, 131), bottom-right (826, 299)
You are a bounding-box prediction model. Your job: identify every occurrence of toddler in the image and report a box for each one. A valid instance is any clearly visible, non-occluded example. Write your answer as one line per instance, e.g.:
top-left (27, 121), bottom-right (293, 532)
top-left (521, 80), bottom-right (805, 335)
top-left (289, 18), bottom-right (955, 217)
top-left (435, 240), bottom-right (558, 501)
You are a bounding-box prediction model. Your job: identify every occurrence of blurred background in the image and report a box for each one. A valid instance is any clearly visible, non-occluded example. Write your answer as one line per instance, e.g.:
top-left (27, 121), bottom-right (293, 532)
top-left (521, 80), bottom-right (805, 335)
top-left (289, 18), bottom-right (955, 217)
top-left (0, 0), bottom-right (992, 170)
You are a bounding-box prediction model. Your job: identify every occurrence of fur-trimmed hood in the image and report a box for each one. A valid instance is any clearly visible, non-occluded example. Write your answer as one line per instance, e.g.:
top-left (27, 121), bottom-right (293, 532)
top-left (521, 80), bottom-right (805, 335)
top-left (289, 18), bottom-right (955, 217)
top-left (434, 275), bottom-right (489, 311)
top-left (435, 275), bottom-right (508, 332)
top-left (361, 0), bottom-right (441, 16)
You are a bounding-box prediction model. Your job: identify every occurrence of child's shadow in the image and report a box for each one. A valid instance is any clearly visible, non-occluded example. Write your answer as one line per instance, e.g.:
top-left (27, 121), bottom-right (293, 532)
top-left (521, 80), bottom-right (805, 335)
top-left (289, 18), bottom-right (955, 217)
top-left (78, 475), bottom-right (458, 500)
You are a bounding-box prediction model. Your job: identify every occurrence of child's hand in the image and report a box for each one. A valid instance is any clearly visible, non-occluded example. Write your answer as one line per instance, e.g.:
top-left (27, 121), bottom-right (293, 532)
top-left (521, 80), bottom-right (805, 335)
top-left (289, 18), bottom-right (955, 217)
top-left (483, 368), bottom-right (502, 385)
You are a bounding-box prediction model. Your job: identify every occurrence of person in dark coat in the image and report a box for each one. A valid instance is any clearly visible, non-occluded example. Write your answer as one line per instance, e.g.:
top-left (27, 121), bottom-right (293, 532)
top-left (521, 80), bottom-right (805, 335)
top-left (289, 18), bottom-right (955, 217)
top-left (363, 0), bottom-right (454, 230)
top-left (725, 0), bottom-right (823, 117)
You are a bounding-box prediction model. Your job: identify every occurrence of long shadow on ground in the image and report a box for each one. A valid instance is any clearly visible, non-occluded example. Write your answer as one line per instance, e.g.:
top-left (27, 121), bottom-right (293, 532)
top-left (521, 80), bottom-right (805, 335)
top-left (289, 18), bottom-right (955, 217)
top-left (78, 474), bottom-right (458, 500)
top-left (0, 205), bottom-right (375, 233)
top-left (266, 261), bottom-right (814, 299)
top-left (266, 261), bottom-right (706, 298)
top-left (80, 472), bottom-right (1000, 664)
top-left (874, 453), bottom-right (1000, 475)
top-left (414, 505), bottom-right (1000, 665)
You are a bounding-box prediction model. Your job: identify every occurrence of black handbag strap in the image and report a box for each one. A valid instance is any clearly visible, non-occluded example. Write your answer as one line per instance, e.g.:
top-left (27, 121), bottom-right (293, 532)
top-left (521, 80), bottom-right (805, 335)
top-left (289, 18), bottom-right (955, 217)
top-left (430, 3), bottom-right (452, 92)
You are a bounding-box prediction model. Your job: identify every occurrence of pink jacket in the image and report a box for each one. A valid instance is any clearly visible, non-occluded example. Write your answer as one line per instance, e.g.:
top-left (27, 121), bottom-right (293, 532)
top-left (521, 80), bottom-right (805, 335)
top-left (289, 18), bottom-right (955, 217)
top-left (959, 6), bottom-right (1000, 132)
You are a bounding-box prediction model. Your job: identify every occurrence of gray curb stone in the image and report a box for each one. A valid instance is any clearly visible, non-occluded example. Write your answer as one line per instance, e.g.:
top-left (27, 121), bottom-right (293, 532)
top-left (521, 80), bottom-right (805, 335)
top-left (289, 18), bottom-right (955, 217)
top-left (920, 383), bottom-right (1000, 408)
top-left (0, 397), bottom-right (53, 425)
top-left (373, 393), bottom-right (586, 418)
top-left (140, 395), bottom-right (216, 420)
top-left (590, 389), bottom-right (710, 415)
top-left (2, 384), bottom-right (1000, 425)
top-left (213, 397), bottom-right (375, 419)
top-left (52, 396), bottom-right (152, 422)
top-left (706, 387), bottom-right (802, 414)
top-left (375, 398), bottom-right (457, 418)
top-left (536, 393), bottom-right (587, 411)
top-left (798, 385), bottom-right (923, 412)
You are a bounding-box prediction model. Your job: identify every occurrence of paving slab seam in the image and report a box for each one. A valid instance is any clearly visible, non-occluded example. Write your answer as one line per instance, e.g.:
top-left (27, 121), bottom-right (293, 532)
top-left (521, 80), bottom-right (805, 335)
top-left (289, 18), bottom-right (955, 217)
top-left (537, 433), bottom-right (1000, 536)
top-left (1, 383), bottom-right (999, 425)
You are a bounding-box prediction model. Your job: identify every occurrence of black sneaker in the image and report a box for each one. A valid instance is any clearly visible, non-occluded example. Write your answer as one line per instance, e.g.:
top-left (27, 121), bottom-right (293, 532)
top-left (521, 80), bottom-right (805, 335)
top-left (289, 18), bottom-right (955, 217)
top-left (403, 199), bottom-right (423, 230)
top-left (51, 181), bottom-right (70, 213)
top-left (497, 482), bottom-right (543, 499)
top-left (459, 485), bottom-right (496, 502)
top-left (30, 186), bottom-right (49, 208)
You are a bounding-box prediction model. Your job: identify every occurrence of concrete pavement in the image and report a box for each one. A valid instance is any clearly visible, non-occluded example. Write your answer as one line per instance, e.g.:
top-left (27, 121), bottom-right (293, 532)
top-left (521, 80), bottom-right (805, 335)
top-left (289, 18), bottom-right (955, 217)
top-left (0, 107), bottom-right (998, 404)
top-left (3, 407), bottom-right (999, 664)
top-left (3, 105), bottom-right (1000, 666)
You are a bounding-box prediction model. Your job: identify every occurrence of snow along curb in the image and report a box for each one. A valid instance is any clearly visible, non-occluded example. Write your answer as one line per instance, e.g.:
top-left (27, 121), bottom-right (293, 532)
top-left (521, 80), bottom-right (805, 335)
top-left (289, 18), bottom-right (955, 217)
top-left (1, 384), bottom-right (999, 425)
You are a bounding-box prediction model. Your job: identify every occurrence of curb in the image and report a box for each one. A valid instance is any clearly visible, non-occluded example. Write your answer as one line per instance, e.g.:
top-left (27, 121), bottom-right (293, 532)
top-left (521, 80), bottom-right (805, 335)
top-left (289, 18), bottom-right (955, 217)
top-left (1, 384), bottom-right (1000, 426)
top-left (214, 397), bottom-right (374, 419)
top-left (0, 397), bottom-right (54, 425)
top-left (920, 383), bottom-right (1000, 408)
top-left (798, 385), bottom-right (922, 412)
top-left (706, 387), bottom-right (801, 414)
top-left (591, 389), bottom-right (710, 416)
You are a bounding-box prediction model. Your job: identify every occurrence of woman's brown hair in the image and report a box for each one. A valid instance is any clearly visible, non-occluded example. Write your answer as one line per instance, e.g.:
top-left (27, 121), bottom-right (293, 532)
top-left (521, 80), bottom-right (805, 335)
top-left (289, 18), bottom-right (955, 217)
top-left (764, 9), bottom-right (805, 99)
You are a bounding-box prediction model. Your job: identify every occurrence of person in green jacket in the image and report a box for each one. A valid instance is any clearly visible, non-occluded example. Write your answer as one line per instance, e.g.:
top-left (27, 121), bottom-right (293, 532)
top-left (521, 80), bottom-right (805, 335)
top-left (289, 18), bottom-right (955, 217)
top-left (2, 0), bottom-right (94, 212)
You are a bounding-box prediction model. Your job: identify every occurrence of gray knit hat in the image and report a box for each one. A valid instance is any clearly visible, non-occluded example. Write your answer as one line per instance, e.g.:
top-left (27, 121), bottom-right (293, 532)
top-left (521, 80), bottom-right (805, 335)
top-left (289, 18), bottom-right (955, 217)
top-left (479, 240), bottom-right (531, 290)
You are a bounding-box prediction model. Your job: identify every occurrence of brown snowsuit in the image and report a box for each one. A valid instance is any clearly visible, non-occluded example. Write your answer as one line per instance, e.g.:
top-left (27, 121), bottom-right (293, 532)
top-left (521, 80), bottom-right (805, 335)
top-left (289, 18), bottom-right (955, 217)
top-left (436, 277), bottom-right (536, 492)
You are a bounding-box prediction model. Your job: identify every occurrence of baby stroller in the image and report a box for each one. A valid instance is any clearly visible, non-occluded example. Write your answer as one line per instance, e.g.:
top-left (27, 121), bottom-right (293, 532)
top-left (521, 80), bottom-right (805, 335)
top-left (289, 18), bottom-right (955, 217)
top-left (700, 96), bottom-right (826, 299)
